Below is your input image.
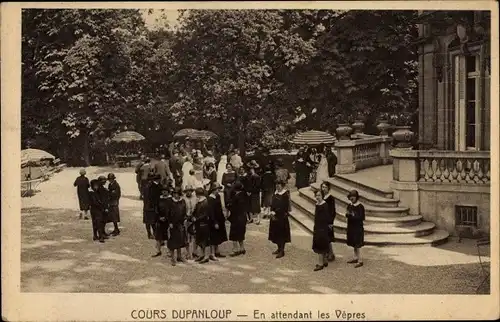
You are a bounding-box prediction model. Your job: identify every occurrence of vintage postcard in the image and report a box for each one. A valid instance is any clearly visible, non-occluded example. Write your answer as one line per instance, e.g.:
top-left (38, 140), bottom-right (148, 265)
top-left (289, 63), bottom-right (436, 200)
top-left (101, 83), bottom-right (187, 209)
top-left (2, 1), bottom-right (499, 321)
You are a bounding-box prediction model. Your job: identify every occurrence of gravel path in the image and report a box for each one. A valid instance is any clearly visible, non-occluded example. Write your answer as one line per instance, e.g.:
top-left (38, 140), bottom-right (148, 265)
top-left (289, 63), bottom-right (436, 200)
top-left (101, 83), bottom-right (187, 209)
top-left (21, 167), bottom-right (489, 294)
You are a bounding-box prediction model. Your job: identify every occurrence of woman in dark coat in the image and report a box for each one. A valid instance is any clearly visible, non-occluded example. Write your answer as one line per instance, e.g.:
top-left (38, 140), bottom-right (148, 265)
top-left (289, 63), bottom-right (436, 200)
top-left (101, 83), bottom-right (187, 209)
top-left (260, 164), bottom-right (275, 219)
top-left (152, 187), bottom-right (171, 258)
top-left (320, 182), bottom-right (336, 262)
top-left (247, 162), bottom-right (262, 225)
top-left (221, 163), bottom-right (237, 210)
top-left (89, 179), bottom-right (107, 243)
top-left (208, 182), bottom-right (228, 258)
top-left (312, 190), bottom-right (331, 271)
top-left (326, 146), bottom-right (337, 177)
top-left (143, 174), bottom-right (162, 239)
top-left (228, 182), bottom-right (247, 256)
top-left (268, 181), bottom-right (291, 258)
top-left (236, 167), bottom-right (251, 223)
top-left (74, 169), bottom-right (90, 220)
top-left (107, 173), bottom-right (121, 236)
top-left (346, 189), bottom-right (365, 268)
top-left (294, 149), bottom-right (312, 189)
top-left (167, 187), bottom-right (188, 266)
top-left (193, 187), bottom-right (211, 264)
top-left (205, 162), bottom-right (217, 185)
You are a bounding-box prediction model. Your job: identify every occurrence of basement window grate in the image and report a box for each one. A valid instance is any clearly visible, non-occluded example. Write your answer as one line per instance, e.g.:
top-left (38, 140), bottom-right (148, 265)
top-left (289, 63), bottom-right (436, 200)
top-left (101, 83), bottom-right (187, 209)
top-left (455, 205), bottom-right (478, 228)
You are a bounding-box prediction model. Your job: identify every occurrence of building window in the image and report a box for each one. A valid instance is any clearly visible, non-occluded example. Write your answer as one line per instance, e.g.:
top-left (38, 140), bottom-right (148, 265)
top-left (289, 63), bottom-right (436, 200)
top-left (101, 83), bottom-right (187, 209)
top-left (455, 205), bottom-right (478, 227)
top-left (454, 53), bottom-right (482, 151)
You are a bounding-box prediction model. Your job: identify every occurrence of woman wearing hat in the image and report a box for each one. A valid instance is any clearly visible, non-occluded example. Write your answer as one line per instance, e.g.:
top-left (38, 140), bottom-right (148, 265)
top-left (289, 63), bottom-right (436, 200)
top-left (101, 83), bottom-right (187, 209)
top-left (207, 182), bottom-right (228, 258)
top-left (268, 180), bottom-right (292, 258)
top-left (247, 161), bottom-right (262, 225)
top-left (152, 186), bottom-right (171, 258)
top-left (89, 179), bottom-right (107, 243)
top-left (294, 149), bottom-right (312, 190)
top-left (192, 187), bottom-right (211, 264)
top-left (228, 182), bottom-right (247, 256)
top-left (143, 173), bottom-right (162, 239)
top-left (73, 169), bottom-right (90, 220)
top-left (320, 181), bottom-right (336, 261)
top-left (204, 162), bottom-right (217, 186)
top-left (312, 190), bottom-right (331, 271)
top-left (166, 186), bottom-right (188, 266)
top-left (346, 189), bottom-right (365, 268)
top-left (221, 163), bottom-right (237, 212)
top-left (107, 173), bottom-right (121, 236)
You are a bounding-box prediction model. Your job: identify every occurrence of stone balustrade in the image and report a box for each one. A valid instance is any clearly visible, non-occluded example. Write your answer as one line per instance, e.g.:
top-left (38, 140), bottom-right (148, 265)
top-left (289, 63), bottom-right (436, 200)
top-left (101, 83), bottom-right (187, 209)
top-left (335, 135), bottom-right (392, 174)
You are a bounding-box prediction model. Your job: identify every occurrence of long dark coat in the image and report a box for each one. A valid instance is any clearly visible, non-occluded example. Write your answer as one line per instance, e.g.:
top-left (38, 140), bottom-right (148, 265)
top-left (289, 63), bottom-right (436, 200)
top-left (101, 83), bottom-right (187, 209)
top-left (294, 159), bottom-right (311, 189)
top-left (208, 193), bottom-right (228, 246)
top-left (247, 173), bottom-right (261, 214)
top-left (167, 198), bottom-right (187, 250)
top-left (326, 150), bottom-right (337, 177)
top-left (89, 190), bottom-right (106, 234)
top-left (260, 170), bottom-right (275, 207)
top-left (268, 190), bottom-right (291, 245)
top-left (156, 196), bottom-right (171, 241)
top-left (97, 185), bottom-right (110, 223)
top-left (324, 194), bottom-right (336, 242)
top-left (74, 176), bottom-right (90, 211)
top-left (312, 202), bottom-right (331, 254)
top-left (221, 171), bottom-right (237, 208)
top-left (107, 180), bottom-right (121, 223)
top-left (193, 198), bottom-right (210, 247)
top-left (236, 174), bottom-right (251, 213)
top-left (169, 156), bottom-right (183, 187)
top-left (346, 203), bottom-right (365, 248)
top-left (143, 182), bottom-right (161, 224)
top-left (228, 191), bottom-right (247, 241)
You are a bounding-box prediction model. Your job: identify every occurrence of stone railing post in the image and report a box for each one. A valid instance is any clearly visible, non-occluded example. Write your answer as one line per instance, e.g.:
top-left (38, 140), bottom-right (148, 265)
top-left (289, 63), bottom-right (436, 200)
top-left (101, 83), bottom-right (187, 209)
top-left (379, 136), bottom-right (393, 165)
top-left (334, 140), bottom-right (356, 174)
top-left (389, 149), bottom-right (420, 215)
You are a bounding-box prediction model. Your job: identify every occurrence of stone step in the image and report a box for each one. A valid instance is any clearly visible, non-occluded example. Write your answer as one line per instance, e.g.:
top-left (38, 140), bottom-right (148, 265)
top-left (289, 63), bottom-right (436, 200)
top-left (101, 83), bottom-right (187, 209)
top-left (311, 178), bottom-right (400, 208)
top-left (334, 174), bottom-right (394, 199)
top-left (290, 193), bottom-right (433, 236)
top-left (289, 207), bottom-right (449, 246)
top-left (291, 191), bottom-right (422, 227)
top-left (299, 187), bottom-right (409, 218)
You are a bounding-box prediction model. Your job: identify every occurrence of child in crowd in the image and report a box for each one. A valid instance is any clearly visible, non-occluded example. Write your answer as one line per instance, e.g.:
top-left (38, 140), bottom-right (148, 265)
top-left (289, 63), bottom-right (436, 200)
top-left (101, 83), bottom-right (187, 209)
top-left (346, 190), bottom-right (365, 268)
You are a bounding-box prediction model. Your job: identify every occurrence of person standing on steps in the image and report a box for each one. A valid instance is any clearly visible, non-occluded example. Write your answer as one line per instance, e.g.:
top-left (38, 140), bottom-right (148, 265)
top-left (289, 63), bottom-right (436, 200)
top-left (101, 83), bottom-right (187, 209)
top-left (247, 161), bottom-right (262, 225)
top-left (143, 173), bottom-right (162, 239)
top-left (260, 164), bottom-right (275, 219)
top-left (73, 168), bottom-right (90, 220)
top-left (312, 190), bottom-right (331, 271)
top-left (228, 182), bottom-right (247, 257)
top-left (107, 173), bottom-right (121, 236)
top-left (268, 180), bottom-right (291, 259)
top-left (89, 179), bottom-right (108, 243)
top-left (346, 189), bottom-right (365, 268)
top-left (320, 181), bottom-right (336, 261)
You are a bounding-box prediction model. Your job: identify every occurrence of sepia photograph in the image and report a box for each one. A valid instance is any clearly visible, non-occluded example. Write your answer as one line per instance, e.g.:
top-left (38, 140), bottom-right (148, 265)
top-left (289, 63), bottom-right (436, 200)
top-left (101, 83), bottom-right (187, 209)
top-left (2, 1), bottom-right (499, 321)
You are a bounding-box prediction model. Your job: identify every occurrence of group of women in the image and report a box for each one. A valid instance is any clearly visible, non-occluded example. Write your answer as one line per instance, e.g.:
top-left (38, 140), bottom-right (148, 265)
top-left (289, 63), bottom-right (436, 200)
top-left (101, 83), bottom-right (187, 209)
top-left (294, 144), bottom-right (337, 190)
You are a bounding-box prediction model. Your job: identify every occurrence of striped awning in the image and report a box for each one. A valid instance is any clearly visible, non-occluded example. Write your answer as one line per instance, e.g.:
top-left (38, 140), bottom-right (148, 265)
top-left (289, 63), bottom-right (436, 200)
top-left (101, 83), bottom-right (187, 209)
top-left (111, 131), bottom-right (146, 143)
top-left (290, 130), bottom-right (336, 146)
top-left (21, 148), bottom-right (56, 162)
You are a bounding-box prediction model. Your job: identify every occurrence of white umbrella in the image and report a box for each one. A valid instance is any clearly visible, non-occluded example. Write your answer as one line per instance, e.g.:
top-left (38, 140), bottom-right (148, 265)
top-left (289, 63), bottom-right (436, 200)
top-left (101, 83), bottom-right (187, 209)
top-left (21, 148), bottom-right (55, 162)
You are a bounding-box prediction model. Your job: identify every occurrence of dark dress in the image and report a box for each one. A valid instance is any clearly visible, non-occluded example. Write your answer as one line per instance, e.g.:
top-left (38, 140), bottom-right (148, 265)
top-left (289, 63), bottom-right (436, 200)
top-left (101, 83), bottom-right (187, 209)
top-left (324, 194), bottom-right (336, 242)
top-left (193, 198), bottom-right (210, 247)
top-left (167, 198), bottom-right (187, 250)
top-left (228, 191), bottom-right (247, 241)
top-left (312, 202), bottom-right (331, 254)
top-left (268, 190), bottom-right (291, 245)
top-left (74, 176), bottom-right (90, 211)
top-left (143, 182), bottom-right (161, 225)
top-left (155, 196), bottom-right (171, 241)
top-left (294, 158), bottom-right (311, 189)
top-left (247, 173), bottom-right (261, 213)
top-left (222, 171), bottom-right (237, 208)
top-left (97, 186), bottom-right (110, 223)
top-left (89, 190), bottom-right (106, 236)
top-left (260, 170), bottom-right (275, 207)
top-left (346, 203), bottom-right (365, 248)
top-left (206, 169), bottom-right (217, 185)
top-left (107, 180), bottom-right (121, 223)
top-left (208, 194), bottom-right (228, 246)
top-left (237, 174), bottom-right (251, 214)
top-left (326, 150), bottom-right (337, 177)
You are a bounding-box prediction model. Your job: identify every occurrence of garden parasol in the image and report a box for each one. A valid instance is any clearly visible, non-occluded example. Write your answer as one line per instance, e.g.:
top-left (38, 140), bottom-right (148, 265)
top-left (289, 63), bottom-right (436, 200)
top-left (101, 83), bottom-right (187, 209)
top-left (111, 131), bottom-right (146, 143)
top-left (290, 130), bottom-right (336, 146)
top-left (21, 148), bottom-right (56, 181)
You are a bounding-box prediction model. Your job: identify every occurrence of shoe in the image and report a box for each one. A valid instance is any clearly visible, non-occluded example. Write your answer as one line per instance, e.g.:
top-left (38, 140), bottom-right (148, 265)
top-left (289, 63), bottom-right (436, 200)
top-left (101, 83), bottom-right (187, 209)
top-left (93, 236), bottom-right (98, 241)
top-left (240, 249), bottom-right (246, 255)
top-left (272, 249), bottom-right (279, 255)
top-left (99, 239), bottom-right (105, 243)
top-left (195, 256), bottom-right (203, 262)
top-left (147, 235), bottom-right (154, 240)
top-left (347, 259), bottom-right (358, 264)
top-left (171, 260), bottom-right (176, 266)
top-left (84, 216), bottom-right (89, 220)
top-left (215, 253), bottom-right (226, 258)
top-left (314, 265), bottom-right (324, 271)
top-left (160, 241), bottom-right (165, 246)
top-left (209, 255), bottom-right (219, 261)
top-left (199, 258), bottom-right (209, 264)
top-left (177, 257), bottom-right (187, 263)
top-left (323, 262), bottom-right (329, 268)
top-left (255, 221), bottom-right (260, 225)
top-left (152, 252), bottom-right (162, 258)
top-left (275, 252), bottom-right (284, 259)
top-left (354, 262), bottom-right (364, 268)
top-left (111, 230), bottom-right (120, 236)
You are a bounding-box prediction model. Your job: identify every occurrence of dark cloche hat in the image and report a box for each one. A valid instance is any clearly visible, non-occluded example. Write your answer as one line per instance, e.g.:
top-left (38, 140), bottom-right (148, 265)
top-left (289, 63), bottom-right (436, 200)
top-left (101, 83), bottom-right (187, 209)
top-left (107, 173), bottom-right (116, 180)
top-left (98, 175), bottom-right (107, 182)
top-left (90, 179), bottom-right (100, 187)
top-left (347, 189), bottom-right (359, 199)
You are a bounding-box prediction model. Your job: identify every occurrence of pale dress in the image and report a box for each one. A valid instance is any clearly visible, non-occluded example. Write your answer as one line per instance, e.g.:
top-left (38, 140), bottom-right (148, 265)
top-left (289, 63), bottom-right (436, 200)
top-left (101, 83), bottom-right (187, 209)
top-left (316, 153), bottom-right (330, 184)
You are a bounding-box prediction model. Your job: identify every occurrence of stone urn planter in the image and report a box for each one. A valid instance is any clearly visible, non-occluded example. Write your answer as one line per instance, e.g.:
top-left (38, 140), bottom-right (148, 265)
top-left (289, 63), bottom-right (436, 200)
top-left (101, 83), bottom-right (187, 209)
top-left (352, 120), bottom-right (365, 134)
top-left (376, 119), bottom-right (391, 137)
top-left (336, 124), bottom-right (353, 140)
top-left (392, 126), bottom-right (414, 148)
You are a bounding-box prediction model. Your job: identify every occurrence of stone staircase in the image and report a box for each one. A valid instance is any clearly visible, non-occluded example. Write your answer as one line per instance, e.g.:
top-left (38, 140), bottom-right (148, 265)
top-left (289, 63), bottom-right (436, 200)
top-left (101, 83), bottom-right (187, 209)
top-left (289, 174), bottom-right (449, 246)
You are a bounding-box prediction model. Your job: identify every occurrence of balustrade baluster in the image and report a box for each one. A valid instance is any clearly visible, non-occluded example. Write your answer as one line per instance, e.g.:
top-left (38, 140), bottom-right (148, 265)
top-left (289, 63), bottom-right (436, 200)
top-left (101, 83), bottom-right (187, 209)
top-left (442, 159), bottom-right (451, 182)
top-left (419, 159), bottom-right (426, 181)
top-left (476, 159), bottom-right (484, 183)
top-left (485, 162), bottom-right (490, 183)
top-left (451, 159), bottom-right (459, 182)
top-left (465, 159), bottom-right (475, 183)
top-left (457, 159), bottom-right (466, 182)
top-left (424, 159), bottom-right (431, 181)
top-left (431, 158), bottom-right (438, 181)
top-left (435, 159), bottom-right (443, 182)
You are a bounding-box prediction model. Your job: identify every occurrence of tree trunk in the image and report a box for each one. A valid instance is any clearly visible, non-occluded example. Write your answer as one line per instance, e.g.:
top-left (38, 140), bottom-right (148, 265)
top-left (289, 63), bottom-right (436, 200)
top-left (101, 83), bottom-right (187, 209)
top-left (82, 133), bottom-right (91, 166)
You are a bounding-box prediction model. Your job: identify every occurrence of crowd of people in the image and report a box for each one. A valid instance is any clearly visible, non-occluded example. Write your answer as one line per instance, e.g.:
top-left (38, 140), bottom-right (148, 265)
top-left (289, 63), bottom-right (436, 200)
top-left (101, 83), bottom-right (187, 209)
top-left (73, 139), bottom-right (365, 270)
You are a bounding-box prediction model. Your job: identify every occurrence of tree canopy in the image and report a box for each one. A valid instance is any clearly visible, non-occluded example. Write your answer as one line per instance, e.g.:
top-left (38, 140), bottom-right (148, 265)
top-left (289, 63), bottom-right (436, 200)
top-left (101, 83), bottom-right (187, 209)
top-left (22, 9), bottom-right (418, 165)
